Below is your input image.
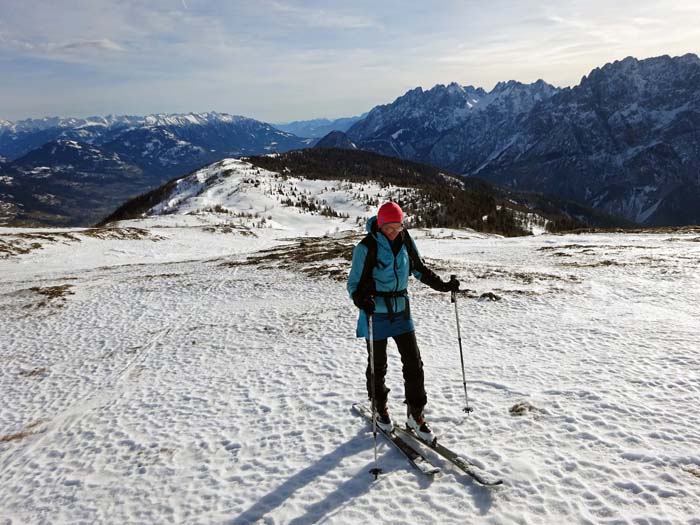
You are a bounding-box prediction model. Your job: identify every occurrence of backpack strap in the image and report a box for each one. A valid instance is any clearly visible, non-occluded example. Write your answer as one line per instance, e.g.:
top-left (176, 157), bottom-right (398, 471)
top-left (357, 233), bottom-right (378, 297)
top-left (400, 229), bottom-right (423, 274)
top-left (360, 229), bottom-right (422, 284)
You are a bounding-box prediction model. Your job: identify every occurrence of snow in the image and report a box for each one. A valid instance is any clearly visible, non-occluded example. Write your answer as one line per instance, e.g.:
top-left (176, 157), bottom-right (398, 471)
top-left (1, 187), bottom-right (700, 524)
top-left (144, 158), bottom-right (421, 236)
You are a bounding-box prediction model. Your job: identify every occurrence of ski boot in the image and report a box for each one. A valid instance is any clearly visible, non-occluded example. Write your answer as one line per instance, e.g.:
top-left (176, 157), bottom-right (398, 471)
top-left (406, 406), bottom-right (436, 445)
top-left (376, 406), bottom-right (393, 433)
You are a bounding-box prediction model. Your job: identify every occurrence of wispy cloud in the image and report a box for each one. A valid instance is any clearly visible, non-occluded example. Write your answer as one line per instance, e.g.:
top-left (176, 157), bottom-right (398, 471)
top-left (51, 39), bottom-right (125, 53)
top-left (1, 36), bottom-right (126, 64)
top-left (267, 1), bottom-right (382, 29)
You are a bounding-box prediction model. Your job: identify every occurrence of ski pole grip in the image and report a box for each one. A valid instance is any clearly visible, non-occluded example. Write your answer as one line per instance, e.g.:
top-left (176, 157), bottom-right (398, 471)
top-left (450, 274), bottom-right (457, 303)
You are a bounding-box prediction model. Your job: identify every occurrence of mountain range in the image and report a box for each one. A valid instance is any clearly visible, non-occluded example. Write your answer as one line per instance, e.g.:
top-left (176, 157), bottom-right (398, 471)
top-left (1, 53), bottom-right (699, 228)
top-left (337, 54), bottom-right (700, 226)
top-left (0, 113), bottom-right (311, 226)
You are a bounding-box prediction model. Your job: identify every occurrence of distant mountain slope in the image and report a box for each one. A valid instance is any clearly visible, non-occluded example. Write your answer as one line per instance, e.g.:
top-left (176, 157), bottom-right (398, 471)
top-left (102, 148), bottom-right (628, 235)
top-left (341, 54), bottom-right (700, 226)
top-left (313, 131), bottom-right (358, 150)
top-left (0, 112), bottom-right (313, 227)
top-left (0, 139), bottom-right (149, 226)
top-left (274, 115), bottom-right (364, 138)
top-left (0, 115), bottom-right (142, 160)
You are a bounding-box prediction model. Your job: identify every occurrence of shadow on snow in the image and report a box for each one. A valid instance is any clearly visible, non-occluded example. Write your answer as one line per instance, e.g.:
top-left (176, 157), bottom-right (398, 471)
top-left (227, 421), bottom-right (495, 524)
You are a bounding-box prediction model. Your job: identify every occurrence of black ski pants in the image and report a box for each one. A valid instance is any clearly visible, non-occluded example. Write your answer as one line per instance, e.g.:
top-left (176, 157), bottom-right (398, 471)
top-left (365, 330), bottom-right (427, 415)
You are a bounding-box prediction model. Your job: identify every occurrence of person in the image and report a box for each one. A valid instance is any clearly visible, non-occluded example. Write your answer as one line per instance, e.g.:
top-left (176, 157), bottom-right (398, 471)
top-left (347, 201), bottom-right (459, 443)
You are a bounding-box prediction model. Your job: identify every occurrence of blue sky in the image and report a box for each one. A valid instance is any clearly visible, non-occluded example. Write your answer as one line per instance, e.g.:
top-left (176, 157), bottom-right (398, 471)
top-left (1, 0), bottom-right (699, 123)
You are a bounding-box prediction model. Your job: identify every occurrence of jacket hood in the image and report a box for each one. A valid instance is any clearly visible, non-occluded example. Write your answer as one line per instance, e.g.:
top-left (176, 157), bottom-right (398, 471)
top-left (365, 216), bottom-right (378, 235)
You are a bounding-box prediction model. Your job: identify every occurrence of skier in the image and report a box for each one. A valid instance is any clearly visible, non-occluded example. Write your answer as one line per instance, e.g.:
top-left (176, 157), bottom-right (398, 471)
top-left (347, 201), bottom-right (459, 443)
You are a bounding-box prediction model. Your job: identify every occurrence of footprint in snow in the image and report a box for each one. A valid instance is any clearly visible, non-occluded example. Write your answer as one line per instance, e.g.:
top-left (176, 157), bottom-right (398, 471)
top-left (221, 439), bottom-right (241, 458)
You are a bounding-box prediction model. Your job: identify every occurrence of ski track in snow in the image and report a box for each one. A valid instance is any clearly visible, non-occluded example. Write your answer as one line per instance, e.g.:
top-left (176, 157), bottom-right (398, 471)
top-left (1, 228), bottom-right (699, 524)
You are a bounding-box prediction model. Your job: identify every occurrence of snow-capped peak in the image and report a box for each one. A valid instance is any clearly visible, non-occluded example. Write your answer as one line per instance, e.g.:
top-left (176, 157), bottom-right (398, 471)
top-left (141, 112), bottom-right (250, 128)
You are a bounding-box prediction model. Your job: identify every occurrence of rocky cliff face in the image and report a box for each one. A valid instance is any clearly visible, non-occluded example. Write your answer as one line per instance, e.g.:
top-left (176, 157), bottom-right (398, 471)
top-left (478, 54), bottom-right (700, 225)
top-left (342, 54), bottom-right (700, 225)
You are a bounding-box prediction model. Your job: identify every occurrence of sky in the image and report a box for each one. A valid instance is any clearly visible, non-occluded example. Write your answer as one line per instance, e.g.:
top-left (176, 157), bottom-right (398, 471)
top-left (1, 0), bottom-right (699, 123)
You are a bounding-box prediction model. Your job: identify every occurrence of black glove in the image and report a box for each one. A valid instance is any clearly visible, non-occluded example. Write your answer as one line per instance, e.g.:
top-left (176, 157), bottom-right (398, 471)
top-left (435, 277), bottom-right (459, 293)
top-left (352, 292), bottom-right (375, 315)
top-left (421, 270), bottom-right (460, 293)
top-left (446, 277), bottom-right (460, 292)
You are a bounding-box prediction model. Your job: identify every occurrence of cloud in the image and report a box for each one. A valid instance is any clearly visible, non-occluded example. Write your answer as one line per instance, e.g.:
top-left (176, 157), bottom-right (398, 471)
top-left (267, 1), bottom-right (382, 29)
top-left (0, 36), bottom-right (126, 64)
top-left (51, 39), bottom-right (125, 53)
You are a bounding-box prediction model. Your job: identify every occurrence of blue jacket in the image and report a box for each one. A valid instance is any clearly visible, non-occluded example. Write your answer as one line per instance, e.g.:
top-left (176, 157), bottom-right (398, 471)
top-left (347, 217), bottom-right (429, 338)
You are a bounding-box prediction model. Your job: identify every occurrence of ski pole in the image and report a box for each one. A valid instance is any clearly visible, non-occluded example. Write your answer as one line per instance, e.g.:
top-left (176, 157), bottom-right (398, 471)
top-left (451, 274), bottom-right (473, 414)
top-left (368, 313), bottom-right (383, 479)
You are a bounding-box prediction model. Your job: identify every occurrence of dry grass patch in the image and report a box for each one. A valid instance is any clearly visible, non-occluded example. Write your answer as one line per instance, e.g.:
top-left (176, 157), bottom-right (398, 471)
top-left (80, 227), bottom-right (161, 241)
top-left (221, 234), bottom-right (361, 281)
top-left (18, 367), bottom-right (49, 378)
top-left (470, 266), bottom-right (581, 284)
top-left (29, 284), bottom-right (74, 299)
top-left (510, 401), bottom-right (539, 416)
top-left (0, 227), bottom-right (162, 259)
top-left (141, 272), bottom-right (184, 281)
top-left (0, 420), bottom-right (45, 443)
top-left (559, 259), bottom-right (625, 268)
top-left (25, 284), bottom-right (75, 309)
top-left (201, 224), bottom-right (258, 236)
top-left (0, 239), bottom-right (44, 258)
top-left (682, 466), bottom-right (700, 479)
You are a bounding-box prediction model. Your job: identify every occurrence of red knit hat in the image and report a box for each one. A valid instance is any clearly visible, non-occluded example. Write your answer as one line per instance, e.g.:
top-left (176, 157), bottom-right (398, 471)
top-left (377, 202), bottom-right (403, 226)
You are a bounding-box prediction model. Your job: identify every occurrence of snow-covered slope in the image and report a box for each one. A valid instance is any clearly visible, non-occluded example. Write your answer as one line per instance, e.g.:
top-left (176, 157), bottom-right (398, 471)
top-left (0, 115), bottom-right (143, 135)
top-left (103, 155), bottom-right (571, 237)
top-left (116, 157), bottom-right (420, 236)
top-left (1, 206), bottom-right (698, 523)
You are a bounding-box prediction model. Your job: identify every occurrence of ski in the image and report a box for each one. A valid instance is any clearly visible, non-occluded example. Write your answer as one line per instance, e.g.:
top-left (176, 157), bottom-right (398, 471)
top-left (395, 425), bottom-right (503, 486)
top-left (352, 403), bottom-right (440, 476)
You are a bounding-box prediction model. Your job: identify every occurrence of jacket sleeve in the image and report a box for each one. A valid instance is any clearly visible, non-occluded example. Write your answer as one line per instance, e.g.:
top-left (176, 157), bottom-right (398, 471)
top-left (408, 237), bottom-right (449, 291)
top-left (347, 243), bottom-right (369, 299)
